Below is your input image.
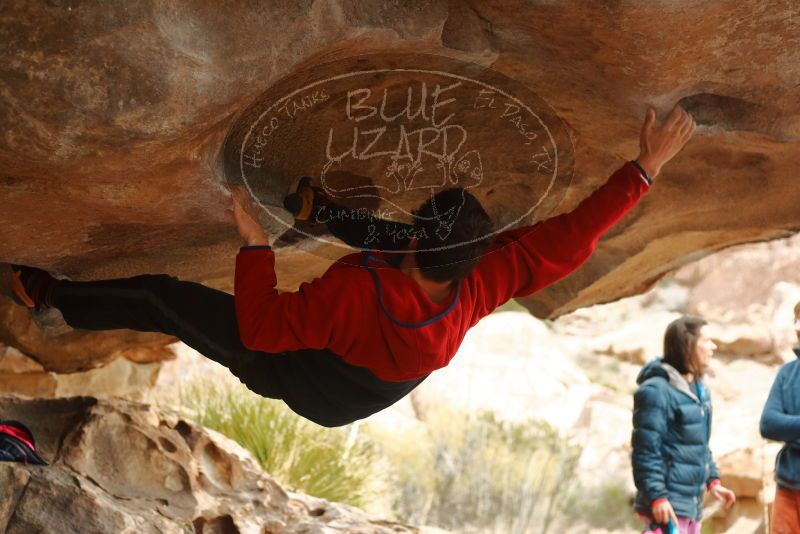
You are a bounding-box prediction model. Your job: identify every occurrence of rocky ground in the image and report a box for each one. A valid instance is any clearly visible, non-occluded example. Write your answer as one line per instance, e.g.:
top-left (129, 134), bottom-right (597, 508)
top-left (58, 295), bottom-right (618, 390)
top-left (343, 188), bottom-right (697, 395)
top-left (0, 394), bottom-right (448, 534)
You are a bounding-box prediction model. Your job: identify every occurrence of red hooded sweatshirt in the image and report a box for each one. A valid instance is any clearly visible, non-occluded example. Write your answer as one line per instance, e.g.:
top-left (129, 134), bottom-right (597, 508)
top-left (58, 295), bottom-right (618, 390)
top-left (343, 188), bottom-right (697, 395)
top-left (235, 162), bottom-right (649, 382)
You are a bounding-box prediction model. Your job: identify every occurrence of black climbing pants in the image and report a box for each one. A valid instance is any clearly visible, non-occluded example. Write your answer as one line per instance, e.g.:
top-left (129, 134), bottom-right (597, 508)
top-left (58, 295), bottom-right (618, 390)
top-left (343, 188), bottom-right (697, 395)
top-left (51, 275), bottom-right (425, 427)
top-left (50, 203), bottom-right (424, 427)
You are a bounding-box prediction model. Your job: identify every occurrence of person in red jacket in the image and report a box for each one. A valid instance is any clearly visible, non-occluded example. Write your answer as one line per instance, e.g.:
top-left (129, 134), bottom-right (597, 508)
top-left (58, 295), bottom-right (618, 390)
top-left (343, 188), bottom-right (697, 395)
top-left (10, 105), bottom-right (695, 427)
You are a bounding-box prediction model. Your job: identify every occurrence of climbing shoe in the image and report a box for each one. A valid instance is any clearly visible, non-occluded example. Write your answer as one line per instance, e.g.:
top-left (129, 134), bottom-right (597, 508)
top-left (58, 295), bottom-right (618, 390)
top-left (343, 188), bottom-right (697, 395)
top-left (283, 176), bottom-right (328, 222)
top-left (10, 266), bottom-right (35, 308)
top-left (3, 265), bottom-right (72, 336)
top-left (9, 265), bottom-right (55, 310)
top-left (11, 265), bottom-right (56, 309)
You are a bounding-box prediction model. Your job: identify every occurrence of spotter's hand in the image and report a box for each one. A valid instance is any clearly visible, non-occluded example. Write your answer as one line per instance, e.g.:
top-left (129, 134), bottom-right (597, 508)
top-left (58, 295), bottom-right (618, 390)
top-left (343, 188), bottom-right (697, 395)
top-left (710, 484), bottom-right (736, 510)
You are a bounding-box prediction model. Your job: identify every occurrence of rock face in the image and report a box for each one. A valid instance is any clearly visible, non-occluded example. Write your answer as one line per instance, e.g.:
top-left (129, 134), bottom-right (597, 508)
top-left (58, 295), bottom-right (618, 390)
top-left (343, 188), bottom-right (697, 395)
top-left (684, 233), bottom-right (800, 328)
top-left (0, 396), bottom-right (431, 534)
top-left (0, 2), bottom-right (798, 370)
top-left (0, 343), bottom-right (164, 398)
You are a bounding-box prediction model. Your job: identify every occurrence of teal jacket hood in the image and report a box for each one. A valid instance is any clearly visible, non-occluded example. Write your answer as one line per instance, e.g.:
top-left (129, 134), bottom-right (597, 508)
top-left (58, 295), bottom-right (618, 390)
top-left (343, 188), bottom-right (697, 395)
top-left (637, 358), bottom-right (669, 385)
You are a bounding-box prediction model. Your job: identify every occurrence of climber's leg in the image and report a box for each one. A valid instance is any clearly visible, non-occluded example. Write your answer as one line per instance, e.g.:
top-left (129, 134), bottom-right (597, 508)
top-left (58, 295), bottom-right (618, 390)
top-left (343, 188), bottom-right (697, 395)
top-left (50, 273), bottom-right (427, 426)
top-left (262, 348), bottom-right (429, 427)
top-left (10, 267), bottom-right (428, 426)
top-left (49, 274), bottom-right (280, 380)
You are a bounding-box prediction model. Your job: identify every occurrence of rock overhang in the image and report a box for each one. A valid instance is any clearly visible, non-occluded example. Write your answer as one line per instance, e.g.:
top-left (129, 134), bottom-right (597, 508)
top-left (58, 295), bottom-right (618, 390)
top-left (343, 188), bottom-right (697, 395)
top-left (0, 1), bottom-right (798, 371)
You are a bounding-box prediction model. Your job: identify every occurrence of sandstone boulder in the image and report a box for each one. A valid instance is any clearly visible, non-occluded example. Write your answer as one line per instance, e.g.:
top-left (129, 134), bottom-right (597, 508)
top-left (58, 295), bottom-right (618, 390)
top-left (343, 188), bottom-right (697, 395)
top-left (412, 312), bottom-right (594, 431)
top-left (684, 234), bottom-right (800, 325)
top-left (0, 343), bottom-right (164, 400)
top-left (0, 396), bottom-right (435, 534)
top-left (707, 323), bottom-right (780, 363)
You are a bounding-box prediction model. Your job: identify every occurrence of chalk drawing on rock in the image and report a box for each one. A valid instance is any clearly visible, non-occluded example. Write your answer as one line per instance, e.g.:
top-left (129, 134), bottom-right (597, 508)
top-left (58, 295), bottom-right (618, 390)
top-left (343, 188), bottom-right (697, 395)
top-left (222, 53), bottom-right (574, 260)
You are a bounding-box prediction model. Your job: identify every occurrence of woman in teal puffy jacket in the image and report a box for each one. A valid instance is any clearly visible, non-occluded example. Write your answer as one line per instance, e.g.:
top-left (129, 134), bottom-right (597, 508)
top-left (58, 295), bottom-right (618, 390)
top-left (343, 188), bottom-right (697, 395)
top-left (631, 316), bottom-right (736, 533)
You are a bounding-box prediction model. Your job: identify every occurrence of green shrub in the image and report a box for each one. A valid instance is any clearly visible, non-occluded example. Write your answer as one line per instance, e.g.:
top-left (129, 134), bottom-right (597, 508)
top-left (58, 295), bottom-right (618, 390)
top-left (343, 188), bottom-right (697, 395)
top-left (566, 479), bottom-right (639, 530)
top-left (376, 409), bottom-right (582, 534)
top-left (173, 380), bottom-right (383, 508)
top-left (164, 379), bottom-right (625, 533)
top-left (492, 299), bottom-right (528, 313)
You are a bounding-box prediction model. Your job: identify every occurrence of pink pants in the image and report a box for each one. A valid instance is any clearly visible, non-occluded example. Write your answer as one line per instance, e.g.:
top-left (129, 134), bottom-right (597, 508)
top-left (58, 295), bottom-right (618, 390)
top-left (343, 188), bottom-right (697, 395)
top-left (639, 515), bottom-right (701, 534)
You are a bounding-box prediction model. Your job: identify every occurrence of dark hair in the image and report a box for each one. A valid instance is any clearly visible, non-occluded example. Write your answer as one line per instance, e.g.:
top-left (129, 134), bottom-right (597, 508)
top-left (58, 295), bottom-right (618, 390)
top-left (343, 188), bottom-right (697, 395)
top-left (663, 315), bottom-right (708, 375)
top-left (411, 188), bottom-right (494, 282)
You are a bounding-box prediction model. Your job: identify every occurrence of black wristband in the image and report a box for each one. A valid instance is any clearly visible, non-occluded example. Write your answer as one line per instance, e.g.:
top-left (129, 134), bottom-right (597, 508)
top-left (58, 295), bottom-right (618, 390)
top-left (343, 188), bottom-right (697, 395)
top-left (630, 160), bottom-right (653, 185)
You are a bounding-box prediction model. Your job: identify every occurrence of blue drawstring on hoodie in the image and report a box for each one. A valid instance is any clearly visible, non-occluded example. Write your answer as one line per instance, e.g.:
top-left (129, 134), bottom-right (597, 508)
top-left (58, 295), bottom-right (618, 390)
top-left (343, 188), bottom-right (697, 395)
top-left (361, 252), bottom-right (461, 329)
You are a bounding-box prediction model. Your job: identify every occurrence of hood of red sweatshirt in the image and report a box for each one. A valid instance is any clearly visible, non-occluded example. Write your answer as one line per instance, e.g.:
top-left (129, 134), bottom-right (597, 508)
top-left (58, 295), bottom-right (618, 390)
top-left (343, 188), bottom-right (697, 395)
top-left (339, 251), bottom-right (471, 377)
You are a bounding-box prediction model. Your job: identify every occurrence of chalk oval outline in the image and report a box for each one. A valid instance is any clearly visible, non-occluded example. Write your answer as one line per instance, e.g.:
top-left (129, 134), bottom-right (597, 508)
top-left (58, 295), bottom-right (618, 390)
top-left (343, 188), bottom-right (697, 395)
top-left (239, 61), bottom-right (568, 253)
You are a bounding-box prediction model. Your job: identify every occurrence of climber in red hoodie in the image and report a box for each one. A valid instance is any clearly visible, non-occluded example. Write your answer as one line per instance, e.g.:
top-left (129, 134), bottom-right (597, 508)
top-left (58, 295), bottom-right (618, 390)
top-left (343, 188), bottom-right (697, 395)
top-left (10, 105), bottom-right (695, 427)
